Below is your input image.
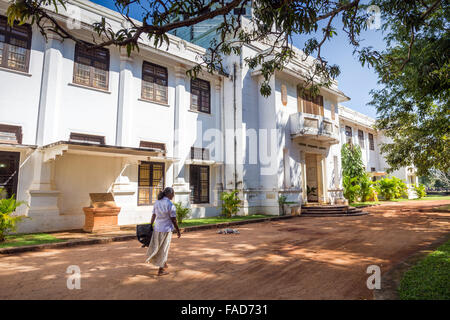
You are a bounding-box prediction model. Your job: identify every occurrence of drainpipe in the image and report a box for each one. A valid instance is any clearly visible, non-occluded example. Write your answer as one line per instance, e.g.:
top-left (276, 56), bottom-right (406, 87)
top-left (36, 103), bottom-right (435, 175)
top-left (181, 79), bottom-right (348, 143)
top-left (233, 63), bottom-right (237, 190)
top-left (221, 75), bottom-right (226, 191)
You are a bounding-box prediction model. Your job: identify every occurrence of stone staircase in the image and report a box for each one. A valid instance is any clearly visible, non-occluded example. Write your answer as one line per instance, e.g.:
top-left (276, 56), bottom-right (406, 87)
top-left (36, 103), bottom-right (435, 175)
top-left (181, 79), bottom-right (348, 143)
top-left (301, 205), bottom-right (367, 216)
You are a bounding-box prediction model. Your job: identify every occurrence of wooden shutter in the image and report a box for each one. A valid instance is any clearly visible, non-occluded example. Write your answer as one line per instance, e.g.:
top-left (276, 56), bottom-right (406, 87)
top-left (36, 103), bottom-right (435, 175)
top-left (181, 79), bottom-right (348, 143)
top-left (190, 165), bottom-right (209, 204)
top-left (138, 162), bottom-right (165, 206)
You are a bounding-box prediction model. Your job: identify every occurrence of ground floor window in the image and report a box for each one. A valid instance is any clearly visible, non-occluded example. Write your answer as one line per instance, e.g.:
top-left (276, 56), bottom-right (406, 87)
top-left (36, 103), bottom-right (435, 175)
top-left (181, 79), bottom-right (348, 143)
top-left (138, 162), bottom-right (165, 206)
top-left (0, 151), bottom-right (19, 198)
top-left (190, 165), bottom-right (209, 204)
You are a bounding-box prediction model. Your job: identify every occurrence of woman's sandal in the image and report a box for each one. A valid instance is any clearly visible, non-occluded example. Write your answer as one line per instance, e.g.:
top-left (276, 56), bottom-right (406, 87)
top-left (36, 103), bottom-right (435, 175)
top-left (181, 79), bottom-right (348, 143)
top-left (157, 270), bottom-right (170, 276)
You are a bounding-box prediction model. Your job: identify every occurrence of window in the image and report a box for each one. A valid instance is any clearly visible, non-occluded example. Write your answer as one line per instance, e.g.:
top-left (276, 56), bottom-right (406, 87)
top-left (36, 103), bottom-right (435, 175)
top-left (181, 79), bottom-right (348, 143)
top-left (138, 162), bottom-right (165, 206)
top-left (345, 126), bottom-right (352, 144)
top-left (140, 141), bottom-right (166, 153)
top-left (299, 91), bottom-right (324, 116)
top-left (73, 43), bottom-right (109, 90)
top-left (191, 78), bottom-right (211, 113)
top-left (0, 151), bottom-right (20, 199)
top-left (0, 124), bottom-right (22, 144)
top-left (371, 167), bottom-right (376, 172)
top-left (369, 133), bottom-right (375, 150)
top-left (358, 130), bottom-right (364, 148)
top-left (190, 165), bottom-right (209, 204)
top-left (0, 16), bottom-right (32, 72)
top-left (141, 61), bottom-right (168, 103)
top-left (69, 132), bottom-right (105, 145)
top-left (233, 7), bottom-right (246, 15)
top-left (191, 147), bottom-right (210, 160)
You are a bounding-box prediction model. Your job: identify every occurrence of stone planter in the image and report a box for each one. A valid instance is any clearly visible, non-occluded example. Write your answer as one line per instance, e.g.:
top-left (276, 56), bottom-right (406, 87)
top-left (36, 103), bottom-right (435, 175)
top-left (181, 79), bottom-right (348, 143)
top-left (290, 205), bottom-right (301, 216)
top-left (83, 207), bottom-right (121, 233)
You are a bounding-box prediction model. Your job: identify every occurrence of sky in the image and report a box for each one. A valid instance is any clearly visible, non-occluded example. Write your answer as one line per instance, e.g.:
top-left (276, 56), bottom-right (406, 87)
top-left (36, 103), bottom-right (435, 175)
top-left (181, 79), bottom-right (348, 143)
top-left (90, 0), bottom-right (387, 118)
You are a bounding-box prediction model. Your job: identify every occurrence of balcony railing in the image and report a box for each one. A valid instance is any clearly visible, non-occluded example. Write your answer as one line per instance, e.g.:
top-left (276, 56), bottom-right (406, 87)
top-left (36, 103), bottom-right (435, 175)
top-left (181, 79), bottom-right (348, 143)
top-left (289, 113), bottom-right (340, 144)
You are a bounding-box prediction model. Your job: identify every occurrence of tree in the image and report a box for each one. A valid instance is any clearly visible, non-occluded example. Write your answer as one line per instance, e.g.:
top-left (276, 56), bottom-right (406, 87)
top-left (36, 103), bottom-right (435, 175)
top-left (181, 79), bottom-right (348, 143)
top-left (341, 143), bottom-right (365, 203)
top-left (341, 143), bottom-right (365, 180)
top-left (370, 1), bottom-right (449, 176)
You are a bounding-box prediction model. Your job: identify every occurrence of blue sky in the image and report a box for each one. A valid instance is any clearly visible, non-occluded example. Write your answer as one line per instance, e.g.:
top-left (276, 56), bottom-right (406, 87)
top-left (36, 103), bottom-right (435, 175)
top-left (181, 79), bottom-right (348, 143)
top-left (90, 0), bottom-right (386, 118)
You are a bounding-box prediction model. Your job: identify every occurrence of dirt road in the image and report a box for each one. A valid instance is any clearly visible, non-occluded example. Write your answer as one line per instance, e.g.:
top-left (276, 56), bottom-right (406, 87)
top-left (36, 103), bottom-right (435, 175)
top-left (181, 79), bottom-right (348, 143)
top-left (1, 200), bottom-right (449, 300)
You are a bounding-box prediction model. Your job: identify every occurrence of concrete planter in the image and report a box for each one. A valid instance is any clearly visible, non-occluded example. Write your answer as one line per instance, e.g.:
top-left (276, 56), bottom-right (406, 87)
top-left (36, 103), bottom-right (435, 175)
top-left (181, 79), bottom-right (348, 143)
top-left (83, 207), bottom-right (121, 233)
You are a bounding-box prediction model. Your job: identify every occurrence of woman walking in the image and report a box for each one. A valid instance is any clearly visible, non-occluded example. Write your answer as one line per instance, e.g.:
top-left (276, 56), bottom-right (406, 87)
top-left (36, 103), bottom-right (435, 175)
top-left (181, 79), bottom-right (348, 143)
top-left (145, 187), bottom-right (181, 276)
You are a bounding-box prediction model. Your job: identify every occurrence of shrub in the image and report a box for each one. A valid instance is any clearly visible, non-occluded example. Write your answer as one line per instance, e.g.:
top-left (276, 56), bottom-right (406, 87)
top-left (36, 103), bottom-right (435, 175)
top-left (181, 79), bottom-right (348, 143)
top-left (220, 190), bottom-right (242, 218)
top-left (278, 195), bottom-right (287, 216)
top-left (174, 202), bottom-right (191, 225)
top-left (0, 194), bottom-right (27, 242)
top-left (306, 185), bottom-right (317, 200)
top-left (358, 173), bottom-right (374, 203)
top-left (375, 177), bottom-right (396, 200)
top-left (343, 176), bottom-right (361, 203)
top-left (413, 184), bottom-right (427, 199)
top-left (392, 176), bottom-right (408, 199)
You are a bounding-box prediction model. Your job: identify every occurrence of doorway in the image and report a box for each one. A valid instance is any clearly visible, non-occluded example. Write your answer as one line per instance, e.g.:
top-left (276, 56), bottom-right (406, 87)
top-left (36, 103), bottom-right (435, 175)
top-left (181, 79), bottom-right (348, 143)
top-left (0, 151), bottom-right (20, 198)
top-left (305, 153), bottom-right (319, 202)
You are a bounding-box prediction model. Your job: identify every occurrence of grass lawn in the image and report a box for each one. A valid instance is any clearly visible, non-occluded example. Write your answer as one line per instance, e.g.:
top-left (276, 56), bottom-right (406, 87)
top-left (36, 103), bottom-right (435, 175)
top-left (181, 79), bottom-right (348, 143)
top-left (351, 195), bottom-right (450, 207)
top-left (398, 240), bottom-right (450, 300)
top-left (179, 214), bottom-right (270, 228)
top-left (350, 201), bottom-right (381, 207)
top-left (0, 233), bottom-right (64, 248)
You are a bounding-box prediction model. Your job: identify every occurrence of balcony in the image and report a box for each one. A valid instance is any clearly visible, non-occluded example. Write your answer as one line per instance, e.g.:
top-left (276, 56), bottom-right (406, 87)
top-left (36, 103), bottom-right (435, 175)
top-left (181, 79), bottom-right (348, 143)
top-left (289, 113), bottom-right (340, 145)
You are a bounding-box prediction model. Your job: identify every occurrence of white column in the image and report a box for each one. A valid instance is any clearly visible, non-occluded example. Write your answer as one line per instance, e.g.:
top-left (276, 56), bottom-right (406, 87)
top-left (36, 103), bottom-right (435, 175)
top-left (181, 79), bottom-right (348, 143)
top-left (300, 150), bottom-right (307, 202)
top-left (172, 66), bottom-right (190, 204)
top-left (116, 51), bottom-right (134, 146)
top-left (36, 33), bottom-right (63, 146)
top-left (321, 155), bottom-right (328, 203)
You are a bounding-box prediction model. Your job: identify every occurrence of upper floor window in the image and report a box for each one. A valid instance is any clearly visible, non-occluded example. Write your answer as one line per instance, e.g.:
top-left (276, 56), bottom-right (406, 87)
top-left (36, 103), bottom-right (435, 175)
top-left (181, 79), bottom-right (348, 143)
top-left (358, 130), bottom-right (364, 148)
top-left (0, 124), bottom-right (22, 144)
top-left (0, 16), bottom-right (32, 72)
top-left (233, 7), bottom-right (246, 15)
top-left (191, 78), bottom-right (211, 114)
top-left (73, 43), bottom-right (109, 90)
top-left (331, 104), bottom-right (335, 120)
top-left (369, 133), bottom-right (375, 150)
top-left (191, 147), bottom-right (210, 160)
top-left (345, 126), bottom-right (352, 144)
top-left (299, 91), bottom-right (324, 116)
top-left (141, 61), bottom-right (168, 104)
top-left (69, 132), bottom-right (105, 145)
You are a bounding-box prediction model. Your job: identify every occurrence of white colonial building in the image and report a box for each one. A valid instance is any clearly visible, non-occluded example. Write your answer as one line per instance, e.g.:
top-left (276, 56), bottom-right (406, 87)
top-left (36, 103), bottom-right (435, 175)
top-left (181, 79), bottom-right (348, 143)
top-left (0, 0), bottom-right (417, 233)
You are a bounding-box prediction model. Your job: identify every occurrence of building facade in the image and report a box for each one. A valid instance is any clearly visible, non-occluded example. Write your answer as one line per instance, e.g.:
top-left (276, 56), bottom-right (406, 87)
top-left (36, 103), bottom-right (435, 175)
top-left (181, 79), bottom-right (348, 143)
top-left (0, 0), bottom-right (417, 233)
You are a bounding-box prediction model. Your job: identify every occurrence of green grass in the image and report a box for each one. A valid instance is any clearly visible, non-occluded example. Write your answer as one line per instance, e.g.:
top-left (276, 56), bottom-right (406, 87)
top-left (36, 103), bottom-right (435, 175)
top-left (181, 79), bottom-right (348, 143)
top-left (350, 201), bottom-right (381, 207)
top-left (398, 240), bottom-right (450, 300)
top-left (418, 195), bottom-right (450, 201)
top-left (179, 214), bottom-right (270, 228)
top-left (0, 233), bottom-right (64, 248)
top-left (350, 195), bottom-right (450, 207)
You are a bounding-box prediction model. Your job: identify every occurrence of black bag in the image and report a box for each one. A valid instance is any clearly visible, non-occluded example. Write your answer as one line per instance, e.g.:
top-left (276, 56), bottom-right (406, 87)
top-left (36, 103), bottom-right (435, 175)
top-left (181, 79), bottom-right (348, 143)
top-left (136, 224), bottom-right (153, 247)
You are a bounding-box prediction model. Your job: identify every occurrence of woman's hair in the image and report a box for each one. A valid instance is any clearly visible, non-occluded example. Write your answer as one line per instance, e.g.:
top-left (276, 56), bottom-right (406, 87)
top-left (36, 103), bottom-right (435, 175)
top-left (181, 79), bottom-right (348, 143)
top-left (157, 187), bottom-right (174, 200)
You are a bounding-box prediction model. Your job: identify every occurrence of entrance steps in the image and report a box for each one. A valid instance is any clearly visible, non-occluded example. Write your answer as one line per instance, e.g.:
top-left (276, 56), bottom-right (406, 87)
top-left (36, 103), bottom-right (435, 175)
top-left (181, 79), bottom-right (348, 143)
top-left (301, 205), bottom-right (367, 216)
